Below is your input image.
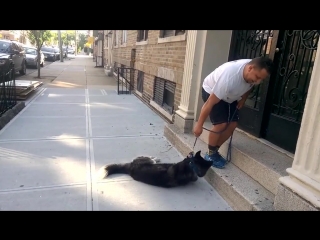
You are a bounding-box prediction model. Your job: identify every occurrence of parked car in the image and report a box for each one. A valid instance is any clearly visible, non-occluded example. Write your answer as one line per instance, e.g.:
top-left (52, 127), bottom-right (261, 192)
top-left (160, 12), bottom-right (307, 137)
top-left (23, 45), bottom-right (44, 68)
top-left (67, 47), bottom-right (75, 54)
top-left (0, 39), bottom-right (26, 75)
top-left (54, 47), bottom-right (60, 60)
top-left (62, 46), bottom-right (67, 58)
top-left (41, 46), bottom-right (57, 61)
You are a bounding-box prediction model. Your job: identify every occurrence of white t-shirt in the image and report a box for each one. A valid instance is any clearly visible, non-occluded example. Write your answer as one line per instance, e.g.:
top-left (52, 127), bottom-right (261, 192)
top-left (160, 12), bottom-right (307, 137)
top-left (202, 59), bottom-right (253, 103)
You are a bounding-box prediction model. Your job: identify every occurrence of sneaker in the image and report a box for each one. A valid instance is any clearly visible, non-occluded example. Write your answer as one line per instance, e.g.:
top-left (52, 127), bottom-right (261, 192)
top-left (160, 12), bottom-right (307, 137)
top-left (204, 152), bottom-right (226, 169)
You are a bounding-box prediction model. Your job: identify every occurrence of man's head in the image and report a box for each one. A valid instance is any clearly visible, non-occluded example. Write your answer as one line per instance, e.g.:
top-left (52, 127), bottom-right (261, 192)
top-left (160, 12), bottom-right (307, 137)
top-left (243, 57), bottom-right (274, 85)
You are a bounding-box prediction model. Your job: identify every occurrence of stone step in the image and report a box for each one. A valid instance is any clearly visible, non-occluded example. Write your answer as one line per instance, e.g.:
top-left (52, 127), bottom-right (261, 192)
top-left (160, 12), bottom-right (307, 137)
top-left (204, 158), bottom-right (274, 210)
top-left (117, 90), bottom-right (131, 94)
top-left (164, 123), bottom-right (278, 210)
top-left (199, 121), bottom-right (294, 195)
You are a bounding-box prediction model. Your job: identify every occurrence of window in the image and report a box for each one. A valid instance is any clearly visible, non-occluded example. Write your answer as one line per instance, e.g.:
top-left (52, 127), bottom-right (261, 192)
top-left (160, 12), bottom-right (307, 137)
top-left (18, 43), bottom-right (24, 52)
top-left (121, 30), bottom-right (127, 44)
top-left (137, 71), bottom-right (144, 93)
top-left (11, 42), bottom-right (20, 53)
top-left (137, 30), bottom-right (148, 42)
top-left (41, 47), bottom-right (55, 52)
top-left (114, 30), bottom-right (118, 46)
top-left (0, 41), bottom-right (10, 53)
top-left (159, 30), bottom-right (185, 38)
top-left (25, 48), bottom-right (37, 55)
top-left (153, 77), bottom-right (175, 114)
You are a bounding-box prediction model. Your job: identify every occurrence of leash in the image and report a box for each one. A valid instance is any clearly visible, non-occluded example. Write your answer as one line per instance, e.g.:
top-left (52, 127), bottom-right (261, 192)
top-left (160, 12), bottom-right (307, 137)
top-left (192, 137), bottom-right (198, 151)
top-left (193, 107), bottom-right (238, 164)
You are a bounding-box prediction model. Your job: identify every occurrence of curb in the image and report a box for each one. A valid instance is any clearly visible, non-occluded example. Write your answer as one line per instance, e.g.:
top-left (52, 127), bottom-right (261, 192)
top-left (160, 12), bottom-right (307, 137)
top-left (0, 102), bottom-right (25, 130)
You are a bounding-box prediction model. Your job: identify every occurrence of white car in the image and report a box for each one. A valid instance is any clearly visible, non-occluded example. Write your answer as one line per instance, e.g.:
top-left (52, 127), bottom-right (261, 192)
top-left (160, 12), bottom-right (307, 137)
top-left (24, 46), bottom-right (44, 68)
top-left (67, 47), bottom-right (75, 54)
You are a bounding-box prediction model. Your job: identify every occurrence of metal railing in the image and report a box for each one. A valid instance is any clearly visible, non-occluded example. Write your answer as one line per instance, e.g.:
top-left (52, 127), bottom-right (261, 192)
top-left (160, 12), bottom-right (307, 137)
top-left (0, 59), bottom-right (17, 117)
top-left (115, 67), bottom-right (135, 95)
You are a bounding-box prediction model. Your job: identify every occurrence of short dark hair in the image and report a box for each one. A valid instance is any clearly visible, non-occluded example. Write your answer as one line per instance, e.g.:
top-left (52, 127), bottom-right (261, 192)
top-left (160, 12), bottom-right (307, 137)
top-left (249, 56), bottom-right (274, 75)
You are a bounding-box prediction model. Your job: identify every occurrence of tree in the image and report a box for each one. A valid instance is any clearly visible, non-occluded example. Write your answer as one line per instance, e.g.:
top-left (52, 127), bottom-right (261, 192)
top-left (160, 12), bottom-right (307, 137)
top-left (78, 33), bottom-right (87, 50)
top-left (26, 30), bottom-right (52, 78)
top-left (49, 32), bottom-right (58, 46)
top-left (61, 30), bottom-right (76, 46)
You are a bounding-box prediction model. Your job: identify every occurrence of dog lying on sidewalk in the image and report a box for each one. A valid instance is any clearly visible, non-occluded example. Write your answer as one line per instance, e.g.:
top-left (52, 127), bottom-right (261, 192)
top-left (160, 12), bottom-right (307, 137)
top-left (98, 151), bottom-right (213, 188)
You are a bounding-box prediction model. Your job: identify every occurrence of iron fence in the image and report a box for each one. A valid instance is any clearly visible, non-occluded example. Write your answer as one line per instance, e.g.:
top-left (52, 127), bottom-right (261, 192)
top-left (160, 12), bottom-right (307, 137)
top-left (0, 59), bottom-right (17, 117)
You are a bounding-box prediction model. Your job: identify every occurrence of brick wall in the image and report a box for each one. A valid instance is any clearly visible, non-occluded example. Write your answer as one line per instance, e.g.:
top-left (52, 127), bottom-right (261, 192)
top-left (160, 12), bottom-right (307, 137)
top-left (111, 30), bottom-right (187, 123)
top-left (112, 30), bottom-right (135, 68)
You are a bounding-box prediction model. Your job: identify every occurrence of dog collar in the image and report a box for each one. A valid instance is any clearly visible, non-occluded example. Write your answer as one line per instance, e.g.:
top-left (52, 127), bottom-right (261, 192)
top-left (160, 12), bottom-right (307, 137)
top-left (189, 159), bottom-right (200, 174)
top-left (188, 152), bottom-right (200, 175)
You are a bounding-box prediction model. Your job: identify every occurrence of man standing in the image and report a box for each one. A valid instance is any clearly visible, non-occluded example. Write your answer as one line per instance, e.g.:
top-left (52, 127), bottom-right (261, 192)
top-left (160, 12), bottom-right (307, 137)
top-left (193, 57), bottom-right (274, 169)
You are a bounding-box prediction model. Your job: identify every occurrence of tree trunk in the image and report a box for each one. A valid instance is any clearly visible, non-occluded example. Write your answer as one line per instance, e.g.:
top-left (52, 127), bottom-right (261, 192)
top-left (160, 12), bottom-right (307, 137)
top-left (37, 50), bottom-right (40, 78)
top-left (37, 39), bottom-right (41, 78)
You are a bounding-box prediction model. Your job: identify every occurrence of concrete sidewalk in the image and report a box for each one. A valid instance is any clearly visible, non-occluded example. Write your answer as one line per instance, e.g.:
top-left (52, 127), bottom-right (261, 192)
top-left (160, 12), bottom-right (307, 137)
top-left (0, 55), bottom-right (232, 211)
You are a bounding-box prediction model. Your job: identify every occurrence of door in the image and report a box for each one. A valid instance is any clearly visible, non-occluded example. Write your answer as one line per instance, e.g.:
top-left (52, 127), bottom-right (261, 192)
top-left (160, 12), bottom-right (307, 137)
top-left (11, 42), bottom-right (22, 72)
top-left (263, 30), bottom-right (319, 152)
top-left (228, 30), bottom-right (278, 137)
top-left (228, 30), bottom-right (319, 153)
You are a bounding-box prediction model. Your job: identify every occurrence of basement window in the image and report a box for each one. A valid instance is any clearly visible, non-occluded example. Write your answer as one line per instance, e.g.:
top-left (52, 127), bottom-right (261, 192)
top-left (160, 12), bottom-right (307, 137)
top-left (153, 77), bottom-right (175, 114)
top-left (137, 71), bottom-right (144, 93)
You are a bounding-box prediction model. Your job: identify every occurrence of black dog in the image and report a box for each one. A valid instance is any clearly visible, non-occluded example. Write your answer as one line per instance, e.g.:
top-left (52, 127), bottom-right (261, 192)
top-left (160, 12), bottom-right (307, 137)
top-left (98, 151), bottom-right (213, 188)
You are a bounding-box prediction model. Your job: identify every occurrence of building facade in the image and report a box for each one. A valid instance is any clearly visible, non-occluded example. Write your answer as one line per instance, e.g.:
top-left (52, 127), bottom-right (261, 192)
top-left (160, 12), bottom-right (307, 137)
top-left (104, 30), bottom-right (320, 211)
top-left (106, 30), bottom-right (186, 121)
top-left (0, 30), bottom-right (33, 46)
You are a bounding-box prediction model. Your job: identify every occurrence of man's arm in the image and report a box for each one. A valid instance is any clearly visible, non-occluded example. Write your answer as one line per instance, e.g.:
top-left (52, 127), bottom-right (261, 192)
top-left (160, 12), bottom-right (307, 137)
top-left (197, 93), bottom-right (220, 126)
top-left (193, 70), bottom-right (228, 137)
top-left (193, 92), bottom-right (220, 137)
top-left (237, 88), bottom-right (253, 109)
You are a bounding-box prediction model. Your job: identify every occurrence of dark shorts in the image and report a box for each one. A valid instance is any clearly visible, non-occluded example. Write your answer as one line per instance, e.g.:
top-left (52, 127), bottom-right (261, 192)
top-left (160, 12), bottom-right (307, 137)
top-left (202, 87), bottom-right (239, 125)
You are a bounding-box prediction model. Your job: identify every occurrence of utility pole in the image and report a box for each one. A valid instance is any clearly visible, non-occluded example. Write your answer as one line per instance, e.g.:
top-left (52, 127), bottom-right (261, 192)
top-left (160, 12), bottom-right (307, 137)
top-left (58, 30), bottom-right (63, 62)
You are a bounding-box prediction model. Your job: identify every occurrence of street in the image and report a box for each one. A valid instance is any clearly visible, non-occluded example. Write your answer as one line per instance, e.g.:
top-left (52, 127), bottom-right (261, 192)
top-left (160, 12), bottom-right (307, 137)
top-left (15, 54), bottom-right (76, 83)
top-left (25, 60), bottom-right (53, 76)
top-left (16, 54), bottom-right (76, 79)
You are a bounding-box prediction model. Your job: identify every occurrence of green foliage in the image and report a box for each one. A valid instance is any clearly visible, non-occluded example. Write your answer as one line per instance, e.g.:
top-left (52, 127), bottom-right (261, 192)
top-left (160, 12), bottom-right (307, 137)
top-left (62, 30), bottom-right (76, 46)
top-left (26, 30), bottom-right (52, 78)
top-left (47, 30), bottom-right (76, 46)
top-left (78, 33), bottom-right (87, 50)
top-left (26, 30), bottom-right (52, 49)
top-left (49, 32), bottom-right (58, 45)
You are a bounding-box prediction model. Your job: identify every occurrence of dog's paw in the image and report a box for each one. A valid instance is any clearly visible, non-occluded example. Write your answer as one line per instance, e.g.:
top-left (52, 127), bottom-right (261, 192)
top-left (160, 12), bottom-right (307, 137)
top-left (150, 156), bottom-right (161, 163)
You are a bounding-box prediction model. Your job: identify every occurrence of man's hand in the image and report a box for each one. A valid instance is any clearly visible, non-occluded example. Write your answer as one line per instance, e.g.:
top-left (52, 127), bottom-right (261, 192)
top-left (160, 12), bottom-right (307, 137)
top-left (194, 91), bottom-right (220, 137)
top-left (193, 122), bottom-right (203, 137)
top-left (237, 98), bottom-right (246, 109)
top-left (237, 88), bottom-right (252, 109)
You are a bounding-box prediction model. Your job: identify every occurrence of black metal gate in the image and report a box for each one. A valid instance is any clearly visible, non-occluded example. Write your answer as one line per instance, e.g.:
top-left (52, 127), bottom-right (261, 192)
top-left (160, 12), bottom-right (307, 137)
top-left (228, 30), bottom-right (319, 153)
top-left (0, 59), bottom-right (17, 117)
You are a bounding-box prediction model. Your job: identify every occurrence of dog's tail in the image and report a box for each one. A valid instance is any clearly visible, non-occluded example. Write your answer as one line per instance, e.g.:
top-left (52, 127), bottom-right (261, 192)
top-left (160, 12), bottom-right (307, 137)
top-left (98, 163), bottom-right (131, 179)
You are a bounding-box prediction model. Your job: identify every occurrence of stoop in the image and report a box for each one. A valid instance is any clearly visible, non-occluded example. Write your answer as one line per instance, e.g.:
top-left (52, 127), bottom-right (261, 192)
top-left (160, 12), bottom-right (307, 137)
top-left (164, 122), bottom-right (294, 211)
